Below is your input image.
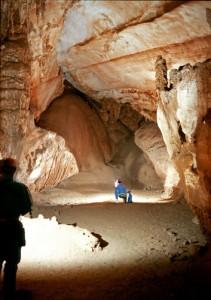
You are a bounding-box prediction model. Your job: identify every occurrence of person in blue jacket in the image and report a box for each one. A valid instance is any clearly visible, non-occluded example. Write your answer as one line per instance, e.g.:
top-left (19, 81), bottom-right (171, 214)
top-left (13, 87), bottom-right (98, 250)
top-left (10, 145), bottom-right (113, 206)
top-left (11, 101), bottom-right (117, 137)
top-left (114, 179), bottom-right (127, 203)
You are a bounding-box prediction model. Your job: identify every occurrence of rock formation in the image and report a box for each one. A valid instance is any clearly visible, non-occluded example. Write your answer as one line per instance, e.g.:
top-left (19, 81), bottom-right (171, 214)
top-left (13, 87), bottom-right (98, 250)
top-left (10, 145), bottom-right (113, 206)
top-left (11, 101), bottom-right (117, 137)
top-left (135, 122), bottom-right (182, 200)
top-left (0, 0), bottom-right (78, 189)
top-left (38, 92), bottom-right (112, 170)
top-left (156, 57), bottom-right (211, 235)
top-left (0, 1), bottom-right (211, 233)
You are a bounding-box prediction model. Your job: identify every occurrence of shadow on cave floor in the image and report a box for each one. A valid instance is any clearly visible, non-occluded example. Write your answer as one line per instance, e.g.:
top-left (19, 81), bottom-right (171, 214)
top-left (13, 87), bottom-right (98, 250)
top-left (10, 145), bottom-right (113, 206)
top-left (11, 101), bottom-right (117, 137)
top-left (16, 260), bottom-right (211, 300)
top-left (11, 199), bottom-right (211, 300)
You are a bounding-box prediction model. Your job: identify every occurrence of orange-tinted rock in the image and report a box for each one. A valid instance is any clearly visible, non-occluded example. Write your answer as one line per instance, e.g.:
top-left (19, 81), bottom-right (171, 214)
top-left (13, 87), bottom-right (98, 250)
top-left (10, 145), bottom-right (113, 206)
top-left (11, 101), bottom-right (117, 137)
top-left (0, 38), bottom-right (31, 158)
top-left (57, 1), bottom-right (211, 119)
top-left (38, 92), bottom-right (112, 170)
top-left (16, 127), bottom-right (78, 191)
top-left (135, 122), bottom-right (182, 200)
top-left (156, 58), bottom-right (211, 235)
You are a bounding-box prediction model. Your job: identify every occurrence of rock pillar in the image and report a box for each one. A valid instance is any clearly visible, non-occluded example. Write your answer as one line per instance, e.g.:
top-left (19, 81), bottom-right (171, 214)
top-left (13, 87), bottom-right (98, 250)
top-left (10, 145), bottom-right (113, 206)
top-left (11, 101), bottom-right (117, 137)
top-left (156, 56), bottom-right (211, 236)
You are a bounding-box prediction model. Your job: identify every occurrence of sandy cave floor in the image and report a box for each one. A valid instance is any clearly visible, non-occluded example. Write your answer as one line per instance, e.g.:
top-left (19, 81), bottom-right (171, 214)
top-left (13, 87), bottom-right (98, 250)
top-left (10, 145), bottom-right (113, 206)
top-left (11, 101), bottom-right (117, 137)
top-left (1, 179), bottom-right (211, 300)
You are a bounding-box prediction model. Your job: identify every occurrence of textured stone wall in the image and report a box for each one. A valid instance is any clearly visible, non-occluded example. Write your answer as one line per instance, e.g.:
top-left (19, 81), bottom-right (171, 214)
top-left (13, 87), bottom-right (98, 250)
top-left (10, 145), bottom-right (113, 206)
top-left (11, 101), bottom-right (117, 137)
top-left (38, 92), bottom-right (113, 171)
top-left (0, 0), bottom-right (79, 191)
top-left (0, 38), bottom-right (31, 158)
top-left (57, 1), bottom-right (211, 121)
top-left (135, 122), bottom-right (182, 200)
top-left (16, 127), bottom-right (78, 191)
top-left (0, 0), bottom-right (32, 158)
top-left (156, 57), bottom-right (211, 235)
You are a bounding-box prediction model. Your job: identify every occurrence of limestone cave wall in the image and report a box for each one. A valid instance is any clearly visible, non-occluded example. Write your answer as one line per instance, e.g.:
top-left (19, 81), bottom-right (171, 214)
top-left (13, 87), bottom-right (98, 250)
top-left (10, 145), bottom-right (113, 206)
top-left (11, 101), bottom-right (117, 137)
top-left (0, 0), bottom-right (78, 190)
top-left (156, 57), bottom-right (211, 235)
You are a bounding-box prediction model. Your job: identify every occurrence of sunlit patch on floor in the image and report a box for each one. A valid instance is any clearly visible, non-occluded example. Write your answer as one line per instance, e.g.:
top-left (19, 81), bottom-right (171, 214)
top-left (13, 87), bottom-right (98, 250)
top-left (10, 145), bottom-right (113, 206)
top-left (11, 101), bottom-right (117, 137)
top-left (20, 215), bottom-right (105, 270)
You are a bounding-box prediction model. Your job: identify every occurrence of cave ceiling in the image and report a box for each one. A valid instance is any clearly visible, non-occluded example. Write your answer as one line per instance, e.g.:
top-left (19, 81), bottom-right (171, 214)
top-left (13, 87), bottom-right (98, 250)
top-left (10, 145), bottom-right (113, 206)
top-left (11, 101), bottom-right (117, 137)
top-left (3, 0), bottom-right (208, 120)
top-left (56, 0), bottom-right (211, 120)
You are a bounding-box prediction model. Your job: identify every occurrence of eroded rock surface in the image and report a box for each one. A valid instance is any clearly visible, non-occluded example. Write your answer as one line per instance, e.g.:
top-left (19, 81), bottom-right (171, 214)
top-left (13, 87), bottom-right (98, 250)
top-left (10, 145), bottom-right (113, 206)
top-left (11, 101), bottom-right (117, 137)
top-left (0, 38), bottom-right (31, 158)
top-left (156, 57), bottom-right (211, 234)
top-left (57, 1), bottom-right (211, 120)
top-left (0, 0), bottom-right (78, 189)
top-left (135, 122), bottom-right (182, 200)
top-left (38, 92), bottom-right (112, 170)
top-left (16, 127), bottom-right (78, 191)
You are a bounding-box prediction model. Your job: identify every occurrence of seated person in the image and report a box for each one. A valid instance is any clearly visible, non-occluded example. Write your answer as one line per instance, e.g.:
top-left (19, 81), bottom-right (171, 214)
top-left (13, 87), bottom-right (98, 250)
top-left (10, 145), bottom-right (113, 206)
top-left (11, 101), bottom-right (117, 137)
top-left (114, 179), bottom-right (127, 203)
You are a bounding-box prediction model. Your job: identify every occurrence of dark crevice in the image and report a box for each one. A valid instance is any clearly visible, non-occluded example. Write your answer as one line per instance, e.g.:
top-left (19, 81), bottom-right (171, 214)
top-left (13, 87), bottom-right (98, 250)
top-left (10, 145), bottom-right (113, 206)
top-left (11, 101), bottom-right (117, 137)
top-left (178, 123), bottom-right (186, 144)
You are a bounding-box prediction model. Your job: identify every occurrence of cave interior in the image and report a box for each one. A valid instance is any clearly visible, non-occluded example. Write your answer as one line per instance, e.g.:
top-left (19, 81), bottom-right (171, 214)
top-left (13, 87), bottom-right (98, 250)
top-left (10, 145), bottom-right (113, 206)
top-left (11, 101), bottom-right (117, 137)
top-left (0, 1), bottom-right (211, 299)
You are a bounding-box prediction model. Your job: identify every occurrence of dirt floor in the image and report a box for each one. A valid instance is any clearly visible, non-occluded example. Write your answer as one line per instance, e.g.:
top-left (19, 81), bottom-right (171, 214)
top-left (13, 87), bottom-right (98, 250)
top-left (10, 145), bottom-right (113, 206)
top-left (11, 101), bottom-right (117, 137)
top-left (9, 200), bottom-right (211, 299)
top-left (1, 171), bottom-right (211, 300)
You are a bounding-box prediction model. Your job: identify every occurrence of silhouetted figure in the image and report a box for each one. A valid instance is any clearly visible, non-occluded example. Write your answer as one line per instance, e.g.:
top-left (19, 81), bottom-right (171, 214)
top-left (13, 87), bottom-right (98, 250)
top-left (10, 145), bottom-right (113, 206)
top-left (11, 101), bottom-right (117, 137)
top-left (0, 158), bottom-right (32, 300)
top-left (114, 179), bottom-right (127, 203)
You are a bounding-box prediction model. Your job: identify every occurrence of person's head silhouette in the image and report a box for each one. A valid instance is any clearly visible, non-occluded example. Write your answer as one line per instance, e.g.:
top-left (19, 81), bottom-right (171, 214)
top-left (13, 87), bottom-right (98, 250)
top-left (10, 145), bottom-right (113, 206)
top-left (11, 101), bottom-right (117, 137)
top-left (0, 158), bottom-right (17, 177)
